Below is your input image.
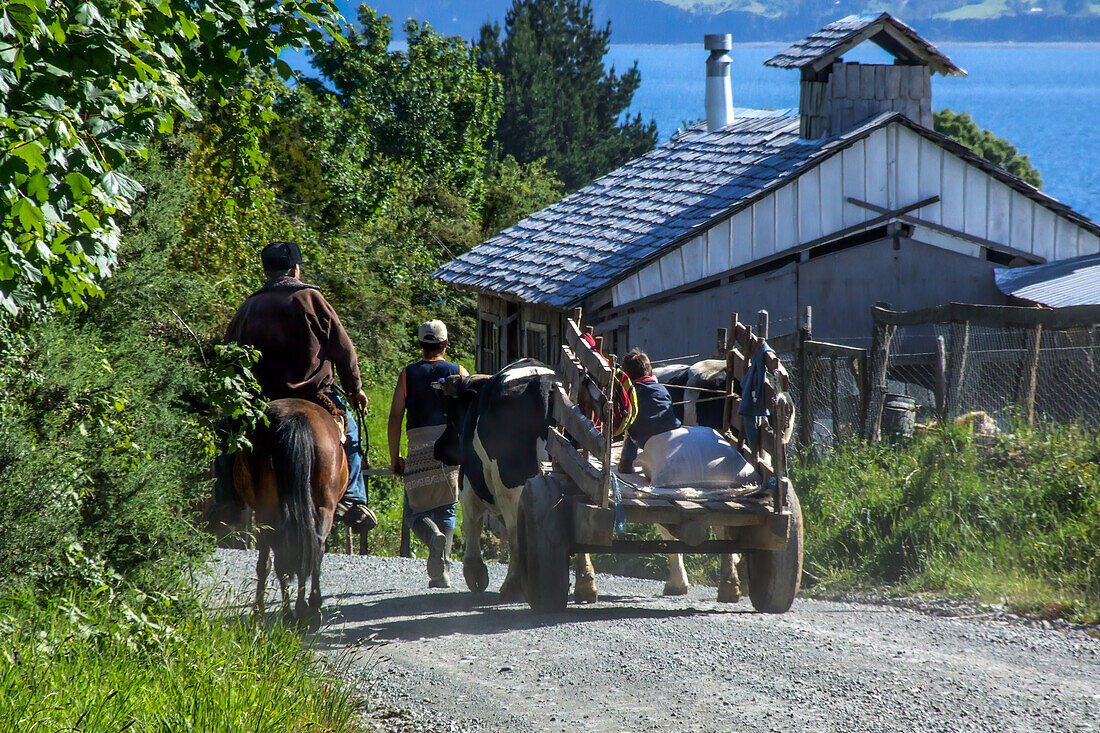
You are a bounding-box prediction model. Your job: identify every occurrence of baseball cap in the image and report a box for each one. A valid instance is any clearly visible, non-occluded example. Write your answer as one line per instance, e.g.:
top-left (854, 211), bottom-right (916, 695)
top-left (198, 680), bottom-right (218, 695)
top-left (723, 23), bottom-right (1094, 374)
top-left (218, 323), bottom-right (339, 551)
top-left (260, 241), bottom-right (304, 271)
top-left (418, 320), bottom-right (448, 343)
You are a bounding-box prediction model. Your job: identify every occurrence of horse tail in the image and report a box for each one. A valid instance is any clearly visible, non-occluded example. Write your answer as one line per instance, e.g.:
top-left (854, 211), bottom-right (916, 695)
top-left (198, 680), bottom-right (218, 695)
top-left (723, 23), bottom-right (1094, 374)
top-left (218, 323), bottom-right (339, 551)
top-left (272, 412), bottom-right (319, 584)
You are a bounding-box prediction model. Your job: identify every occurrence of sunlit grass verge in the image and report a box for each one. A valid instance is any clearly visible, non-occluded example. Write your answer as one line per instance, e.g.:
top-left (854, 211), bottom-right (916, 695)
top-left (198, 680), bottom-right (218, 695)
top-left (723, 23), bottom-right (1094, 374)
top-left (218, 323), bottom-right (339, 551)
top-left (795, 422), bottom-right (1100, 623)
top-left (0, 592), bottom-right (363, 732)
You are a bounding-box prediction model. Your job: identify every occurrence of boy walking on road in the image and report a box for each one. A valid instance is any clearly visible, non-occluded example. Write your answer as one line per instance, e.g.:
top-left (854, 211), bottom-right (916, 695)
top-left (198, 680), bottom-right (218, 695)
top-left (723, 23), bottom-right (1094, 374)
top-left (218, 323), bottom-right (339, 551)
top-left (388, 321), bottom-right (467, 588)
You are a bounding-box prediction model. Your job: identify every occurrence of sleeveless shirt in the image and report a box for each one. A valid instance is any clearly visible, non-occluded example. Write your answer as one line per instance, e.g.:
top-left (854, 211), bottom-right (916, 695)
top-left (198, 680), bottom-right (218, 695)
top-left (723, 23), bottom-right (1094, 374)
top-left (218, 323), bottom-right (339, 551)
top-left (404, 359), bottom-right (462, 431)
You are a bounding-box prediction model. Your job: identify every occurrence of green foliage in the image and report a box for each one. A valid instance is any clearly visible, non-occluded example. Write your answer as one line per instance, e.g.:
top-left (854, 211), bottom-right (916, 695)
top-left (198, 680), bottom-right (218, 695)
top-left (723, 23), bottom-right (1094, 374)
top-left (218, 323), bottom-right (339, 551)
top-left (794, 424), bottom-right (1100, 621)
top-left (478, 0), bottom-right (658, 191)
top-left (935, 109), bottom-right (1043, 189)
top-left (0, 591), bottom-right (362, 731)
top-left (0, 0), bottom-right (341, 314)
top-left (201, 344), bottom-right (268, 456)
top-left (293, 6), bottom-right (503, 223)
top-left (479, 154), bottom-right (565, 238)
top-left (0, 141), bottom-right (224, 597)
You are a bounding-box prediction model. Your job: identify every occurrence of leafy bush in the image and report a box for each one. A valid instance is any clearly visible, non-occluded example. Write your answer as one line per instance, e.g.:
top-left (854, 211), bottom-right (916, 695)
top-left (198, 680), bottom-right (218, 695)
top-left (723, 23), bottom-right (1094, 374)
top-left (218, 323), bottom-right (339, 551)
top-left (794, 424), bottom-right (1100, 621)
top-left (0, 0), bottom-right (340, 313)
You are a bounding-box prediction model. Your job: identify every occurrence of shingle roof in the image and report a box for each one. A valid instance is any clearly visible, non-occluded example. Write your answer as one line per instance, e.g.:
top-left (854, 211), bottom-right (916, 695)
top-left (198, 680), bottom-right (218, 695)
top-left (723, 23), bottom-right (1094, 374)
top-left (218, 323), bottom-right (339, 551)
top-left (435, 110), bottom-right (814, 308)
top-left (764, 13), bottom-right (965, 77)
top-left (435, 111), bottom-right (1100, 309)
top-left (995, 253), bottom-right (1100, 307)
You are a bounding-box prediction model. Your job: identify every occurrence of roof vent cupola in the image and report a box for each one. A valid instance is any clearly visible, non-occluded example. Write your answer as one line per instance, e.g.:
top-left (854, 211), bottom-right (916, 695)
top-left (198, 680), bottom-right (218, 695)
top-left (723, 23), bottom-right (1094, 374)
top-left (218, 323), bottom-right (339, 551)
top-left (765, 14), bottom-right (966, 140)
top-left (704, 33), bottom-right (734, 132)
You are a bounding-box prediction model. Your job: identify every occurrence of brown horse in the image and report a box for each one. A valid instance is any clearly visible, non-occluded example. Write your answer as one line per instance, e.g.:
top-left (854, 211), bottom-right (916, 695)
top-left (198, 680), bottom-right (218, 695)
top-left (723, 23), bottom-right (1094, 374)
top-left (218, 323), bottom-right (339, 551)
top-left (233, 398), bottom-right (347, 622)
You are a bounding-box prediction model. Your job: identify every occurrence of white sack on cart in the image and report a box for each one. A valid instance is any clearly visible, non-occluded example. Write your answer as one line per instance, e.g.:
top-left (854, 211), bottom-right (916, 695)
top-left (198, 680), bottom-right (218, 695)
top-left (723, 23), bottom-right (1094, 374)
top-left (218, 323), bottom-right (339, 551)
top-left (638, 426), bottom-right (759, 489)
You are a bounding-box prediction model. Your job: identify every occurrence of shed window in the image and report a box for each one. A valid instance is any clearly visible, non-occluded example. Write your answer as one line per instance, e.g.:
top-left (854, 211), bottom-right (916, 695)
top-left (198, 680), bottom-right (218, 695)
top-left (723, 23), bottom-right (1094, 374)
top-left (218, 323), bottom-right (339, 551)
top-left (478, 317), bottom-right (498, 374)
top-left (524, 322), bottom-right (549, 363)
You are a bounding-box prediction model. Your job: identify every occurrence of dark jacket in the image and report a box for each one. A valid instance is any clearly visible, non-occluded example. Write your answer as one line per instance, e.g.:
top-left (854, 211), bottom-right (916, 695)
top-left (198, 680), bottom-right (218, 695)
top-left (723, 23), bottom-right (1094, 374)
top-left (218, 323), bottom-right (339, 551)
top-left (225, 277), bottom-right (362, 400)
top-left (621, 376), bottom-right (681, 466)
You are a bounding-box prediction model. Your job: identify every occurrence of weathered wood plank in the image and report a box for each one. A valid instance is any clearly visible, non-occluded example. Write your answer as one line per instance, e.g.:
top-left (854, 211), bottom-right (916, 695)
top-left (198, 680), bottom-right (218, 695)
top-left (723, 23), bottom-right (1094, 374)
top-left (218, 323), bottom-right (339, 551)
top-left (1018, 323), bottom-right (1043, 426)
top-left (944, 319), bottom-right (970, 419)
top-left (669, 499), bottom-right (708, 515)
top-left (547, 427), bottom-right (603, 503)
top-left (571, 496), bottom-right (614, 546)
top-left (620, 504), bottom-right (769, 529)
top-left (702, 499), bottom-right (772, 515)
top-left (804, 341), bottom-right (867, 359)
top-left (564, 318), bottom-right (614, 388)
top-left (552, 387), bottom-right (605, 457)
top-left (560, 346), bottom-right (609, 412)
top-left (872, 303), bottom-right (1100, 330)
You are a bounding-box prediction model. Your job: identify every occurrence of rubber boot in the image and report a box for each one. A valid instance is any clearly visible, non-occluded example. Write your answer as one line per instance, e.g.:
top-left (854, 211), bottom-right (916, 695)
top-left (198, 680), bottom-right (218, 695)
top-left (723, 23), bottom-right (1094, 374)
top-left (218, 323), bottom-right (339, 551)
top-left (412, 517), bottom-right (447, 586)
top-left (428, 525), bottom-right (454, 589)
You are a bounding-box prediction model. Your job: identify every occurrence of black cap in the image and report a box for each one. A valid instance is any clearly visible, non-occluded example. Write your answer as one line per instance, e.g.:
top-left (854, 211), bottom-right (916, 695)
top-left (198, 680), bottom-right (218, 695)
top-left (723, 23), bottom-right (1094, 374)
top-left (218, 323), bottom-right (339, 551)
top-left (261, 241), bottom-right (304, 271)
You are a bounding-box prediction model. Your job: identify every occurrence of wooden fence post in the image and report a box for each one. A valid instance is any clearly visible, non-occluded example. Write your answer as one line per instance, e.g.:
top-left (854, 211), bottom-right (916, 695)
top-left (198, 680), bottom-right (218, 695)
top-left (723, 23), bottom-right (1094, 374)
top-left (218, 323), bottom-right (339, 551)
top-left (797, 306), bottom-right (813, 448)
top-left (1017, 323), bottom-right (1043, 425)
top-left (757, 309), bottom-right (769, 340)
top-left (934, 335), bottom-right (947, 420)
top-left (944, 320), bottom-right (970, 419)
top-left (722, 313), bottom-right (738, 434)
top-left (862, 313), bottom-right (897, 442)
top-left (830, 356), bottom-right (840, 442)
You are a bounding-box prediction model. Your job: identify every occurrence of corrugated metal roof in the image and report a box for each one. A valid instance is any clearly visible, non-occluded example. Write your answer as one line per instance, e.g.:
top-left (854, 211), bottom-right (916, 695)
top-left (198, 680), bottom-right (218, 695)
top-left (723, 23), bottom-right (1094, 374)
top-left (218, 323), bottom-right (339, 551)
top-left (995, 253), bottom-right (1100, 307)
top-left (435, 111), bottom-right (1100, 309)
top-left (764, 13), bottom-right (965, 77)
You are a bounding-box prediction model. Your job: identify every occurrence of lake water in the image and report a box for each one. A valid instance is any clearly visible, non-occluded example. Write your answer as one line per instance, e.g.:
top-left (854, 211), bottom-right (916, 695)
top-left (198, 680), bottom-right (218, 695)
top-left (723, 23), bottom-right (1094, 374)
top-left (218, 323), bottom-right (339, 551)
top-left (282, 42), bottom-right (1100, 220)
top-left (609, 43), bottom-right (1100, 220)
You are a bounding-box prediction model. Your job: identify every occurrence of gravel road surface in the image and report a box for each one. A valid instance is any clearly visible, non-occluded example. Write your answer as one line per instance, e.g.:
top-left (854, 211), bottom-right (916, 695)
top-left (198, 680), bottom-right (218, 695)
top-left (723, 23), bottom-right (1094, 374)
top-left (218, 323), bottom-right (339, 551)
top-left (209, 549), bottom-right (1099, 733)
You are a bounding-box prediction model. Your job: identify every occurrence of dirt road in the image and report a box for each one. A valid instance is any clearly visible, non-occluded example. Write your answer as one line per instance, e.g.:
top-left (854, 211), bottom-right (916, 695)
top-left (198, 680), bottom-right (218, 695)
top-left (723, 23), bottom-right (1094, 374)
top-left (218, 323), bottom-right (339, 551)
top-left (210, 549), bottom-right (1099, 732)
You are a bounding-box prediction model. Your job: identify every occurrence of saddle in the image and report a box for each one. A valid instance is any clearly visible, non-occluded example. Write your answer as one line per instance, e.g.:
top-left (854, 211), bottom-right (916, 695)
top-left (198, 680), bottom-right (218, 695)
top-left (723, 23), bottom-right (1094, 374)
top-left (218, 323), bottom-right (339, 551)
top-left (314, 392), bottom-right (349, 441)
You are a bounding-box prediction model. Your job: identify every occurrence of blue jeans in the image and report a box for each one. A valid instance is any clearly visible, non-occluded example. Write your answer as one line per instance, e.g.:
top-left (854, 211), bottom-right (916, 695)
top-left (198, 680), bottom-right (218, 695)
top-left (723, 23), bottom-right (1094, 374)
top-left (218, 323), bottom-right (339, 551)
top-left (403, 493), bottom-right (457, 533)
top-left (214, 390), bottom-right (367, 505)
top-left (329, 391), bottom-right (368, 505)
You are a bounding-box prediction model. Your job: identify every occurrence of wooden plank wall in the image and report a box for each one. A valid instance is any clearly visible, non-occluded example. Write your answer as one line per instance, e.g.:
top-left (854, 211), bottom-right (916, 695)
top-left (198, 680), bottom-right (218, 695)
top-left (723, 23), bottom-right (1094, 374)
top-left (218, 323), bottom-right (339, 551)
top-left (825, 62), bottom-right (932, 135)
top-left (609, 122), bottom-right (1100, 311)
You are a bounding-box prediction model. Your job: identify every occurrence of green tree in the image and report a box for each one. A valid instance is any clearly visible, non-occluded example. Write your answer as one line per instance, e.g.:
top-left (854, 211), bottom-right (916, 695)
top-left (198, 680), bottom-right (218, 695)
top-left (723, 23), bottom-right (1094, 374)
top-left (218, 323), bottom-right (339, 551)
top-left (478, 0), bottom-right (657, 191)
top-left (935, 109), bottom-right (1043, 189)
top-left (0, 0), bottom-right (341, 314)
top-left (293, 6), bottom-right (503, 224)
top-left (479, 154), bottom-right (564, 238)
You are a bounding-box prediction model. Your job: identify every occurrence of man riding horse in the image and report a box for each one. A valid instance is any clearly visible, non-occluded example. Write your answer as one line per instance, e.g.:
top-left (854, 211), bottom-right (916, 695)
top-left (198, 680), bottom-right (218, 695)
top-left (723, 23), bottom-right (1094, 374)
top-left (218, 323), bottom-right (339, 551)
top-left (212, 240), bottom-right (376, 531)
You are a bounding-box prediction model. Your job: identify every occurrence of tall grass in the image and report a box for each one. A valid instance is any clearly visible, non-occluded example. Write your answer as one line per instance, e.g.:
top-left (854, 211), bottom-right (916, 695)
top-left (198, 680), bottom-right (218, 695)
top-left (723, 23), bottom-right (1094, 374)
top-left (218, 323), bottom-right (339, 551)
top-left (795, 423), bottom-right (1100, 622)
top-left (0, 592), bottom-right (363, 732)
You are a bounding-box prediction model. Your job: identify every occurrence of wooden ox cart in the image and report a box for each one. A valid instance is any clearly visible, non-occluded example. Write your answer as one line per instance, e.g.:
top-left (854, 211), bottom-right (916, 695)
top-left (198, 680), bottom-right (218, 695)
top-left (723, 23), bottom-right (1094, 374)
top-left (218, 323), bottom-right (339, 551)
top-left (515, 314), bottom-right (803, 613)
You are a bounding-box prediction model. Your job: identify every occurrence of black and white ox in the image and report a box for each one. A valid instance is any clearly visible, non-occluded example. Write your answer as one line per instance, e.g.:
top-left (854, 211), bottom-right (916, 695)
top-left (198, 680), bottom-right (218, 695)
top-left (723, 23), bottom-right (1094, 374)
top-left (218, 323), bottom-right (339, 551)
top-left (433, 360), bottom-right (599, 603)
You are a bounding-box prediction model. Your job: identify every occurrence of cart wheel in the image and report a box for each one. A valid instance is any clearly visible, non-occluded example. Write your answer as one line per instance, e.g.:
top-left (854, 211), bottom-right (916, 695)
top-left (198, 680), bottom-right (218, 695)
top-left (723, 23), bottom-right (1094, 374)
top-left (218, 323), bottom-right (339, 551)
top-left (516, 475), bottom-right (569, 612)
top-left (746, 486), bottom-right (803, 614)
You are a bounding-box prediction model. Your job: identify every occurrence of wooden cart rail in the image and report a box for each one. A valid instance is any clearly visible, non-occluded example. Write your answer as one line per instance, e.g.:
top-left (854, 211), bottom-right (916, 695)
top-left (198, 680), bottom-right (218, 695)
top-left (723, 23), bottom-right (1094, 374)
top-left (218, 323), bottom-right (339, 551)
top-left (720, 312), bottom-right (794, 514)
top-left (546, 314), bottom-right (792, 553)
top-left (517, 311), bottom-right (804, 613)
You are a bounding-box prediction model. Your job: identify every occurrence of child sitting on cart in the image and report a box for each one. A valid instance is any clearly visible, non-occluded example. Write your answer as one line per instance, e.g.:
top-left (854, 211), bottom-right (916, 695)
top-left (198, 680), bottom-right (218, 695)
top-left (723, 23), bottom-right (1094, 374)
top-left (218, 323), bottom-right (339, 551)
top-left (617, 349), bottom-right (681, 474)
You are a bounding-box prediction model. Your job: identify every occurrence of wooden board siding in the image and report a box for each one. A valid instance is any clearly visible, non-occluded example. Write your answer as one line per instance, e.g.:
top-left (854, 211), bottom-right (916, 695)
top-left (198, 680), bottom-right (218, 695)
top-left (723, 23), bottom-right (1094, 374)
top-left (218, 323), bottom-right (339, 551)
top-left (707, 218), bottom-right (732, 274)
top-left (609, 121), bottom-right (1100, 310)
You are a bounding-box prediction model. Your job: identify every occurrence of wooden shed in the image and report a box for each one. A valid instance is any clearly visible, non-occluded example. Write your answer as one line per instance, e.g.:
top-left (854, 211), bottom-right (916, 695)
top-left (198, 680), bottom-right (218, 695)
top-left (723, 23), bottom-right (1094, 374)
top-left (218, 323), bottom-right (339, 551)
top-left (434, 14), bottom-right (1100, 370)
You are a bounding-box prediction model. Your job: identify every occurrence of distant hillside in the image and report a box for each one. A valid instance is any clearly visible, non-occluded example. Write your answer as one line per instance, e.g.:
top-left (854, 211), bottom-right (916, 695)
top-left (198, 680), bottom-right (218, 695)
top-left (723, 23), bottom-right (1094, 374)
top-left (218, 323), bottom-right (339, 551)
top-left (349, 0), bottom-right (1100, 42)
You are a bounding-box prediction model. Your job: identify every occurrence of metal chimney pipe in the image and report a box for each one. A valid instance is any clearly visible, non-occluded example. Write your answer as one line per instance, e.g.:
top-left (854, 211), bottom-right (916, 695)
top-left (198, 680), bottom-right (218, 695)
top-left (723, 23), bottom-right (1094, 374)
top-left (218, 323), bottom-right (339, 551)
top-left (704, 34), bottom-right (734, 132)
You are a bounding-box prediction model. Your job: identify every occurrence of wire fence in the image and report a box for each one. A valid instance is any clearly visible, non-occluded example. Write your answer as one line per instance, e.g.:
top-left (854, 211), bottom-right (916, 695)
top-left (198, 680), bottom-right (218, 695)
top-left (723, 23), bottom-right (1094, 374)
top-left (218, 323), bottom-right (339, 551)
top-left (769, 303), bottom-right (1100, 455)
top-left (881, 320), bottom-right (1100, 432)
